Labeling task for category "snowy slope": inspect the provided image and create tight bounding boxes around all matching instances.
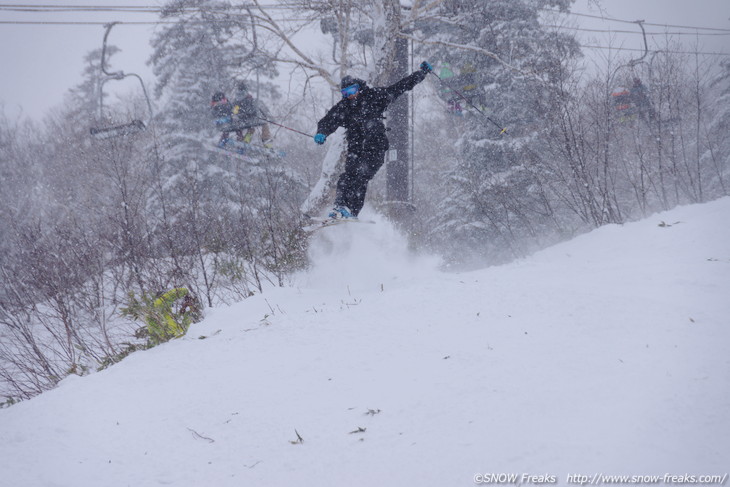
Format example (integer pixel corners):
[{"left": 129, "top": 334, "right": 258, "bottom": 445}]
[{"left": 1, "top": 199, "right": 729, "bottom": 487}]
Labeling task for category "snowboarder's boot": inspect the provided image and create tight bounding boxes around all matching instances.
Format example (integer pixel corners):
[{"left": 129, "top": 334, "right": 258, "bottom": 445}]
[{"left": 328, "top": 206, "right": 354, "bottom": 220}]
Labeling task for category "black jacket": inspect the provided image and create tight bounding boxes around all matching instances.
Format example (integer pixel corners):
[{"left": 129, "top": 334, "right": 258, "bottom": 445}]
[{"left": 317, "top": 70, "right": 427, "bottom": 153}]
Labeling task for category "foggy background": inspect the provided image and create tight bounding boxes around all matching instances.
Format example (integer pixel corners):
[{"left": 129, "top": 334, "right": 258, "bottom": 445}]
[{"left": 1, "top": 0, "right": 728, "bottom": 121}]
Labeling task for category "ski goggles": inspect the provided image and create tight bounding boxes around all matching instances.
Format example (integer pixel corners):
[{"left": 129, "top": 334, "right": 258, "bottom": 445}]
[{"left": 341, "top": 83, "right": 360, "bottom": 98}]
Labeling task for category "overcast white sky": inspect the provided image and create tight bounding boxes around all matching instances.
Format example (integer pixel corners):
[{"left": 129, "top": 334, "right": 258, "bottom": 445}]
[{"left": 0, "top": 0, "right": 728, "bottom": 122}]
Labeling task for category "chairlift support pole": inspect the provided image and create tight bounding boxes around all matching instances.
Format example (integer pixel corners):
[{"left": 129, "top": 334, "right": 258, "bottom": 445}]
[
  {"left": 610, "top": 20, "right": 649, "bottom": 84},
  {"left": 628, "top": 20, "right": 648, "bottom": 68},
  {"left": 386, "top": 35, "right": 412, "bottom": 221}
]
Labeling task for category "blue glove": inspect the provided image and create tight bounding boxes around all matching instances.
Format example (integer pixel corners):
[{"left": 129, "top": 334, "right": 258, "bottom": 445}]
[
  {"left": 314, "top": 133, "right": 326, "bottom": 145},
  {"left": 420, "top": 61, "right": 433, "bottom": 73}
]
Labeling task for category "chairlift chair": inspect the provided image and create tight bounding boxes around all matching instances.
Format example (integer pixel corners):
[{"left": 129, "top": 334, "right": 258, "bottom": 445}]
[
  {"left": 90, "top": 22, "right": 153, "bottom": 139},
  {"left": 608, "top": 21, "right": 655, "bottom": 121}
]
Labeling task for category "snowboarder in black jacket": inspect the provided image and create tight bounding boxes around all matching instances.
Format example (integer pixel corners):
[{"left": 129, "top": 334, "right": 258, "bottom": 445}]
[{"left": 313, "top": 61, "right": 433, "bottom": 219}]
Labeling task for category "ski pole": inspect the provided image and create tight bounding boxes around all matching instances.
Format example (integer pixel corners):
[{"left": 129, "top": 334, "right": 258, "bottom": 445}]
[
  {"left": 257, "top": 117, "right": 313, "bottom": 138},
  {"left": 428, "top": 71, "right": 508, "bottom": 136}
]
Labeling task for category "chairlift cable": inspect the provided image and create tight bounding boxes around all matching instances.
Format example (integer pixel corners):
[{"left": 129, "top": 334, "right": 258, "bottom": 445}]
[
  {"left": 539, "top": 8, "right": 730, "bottom": 33},
  {"left": 0, "top": 3, "right": 291, "bottom": 11},
  {"left": 5, "top": 3, "right": 730, "bottom": 33},
  {"left": 541, "top": 24, "right": 730, "bottom": 37},
  {"left": 0, "top": 18, "right": 317, "bottom": 25},
  {"left": 577, "top": 44, "right": 730, "bottom": 57}
]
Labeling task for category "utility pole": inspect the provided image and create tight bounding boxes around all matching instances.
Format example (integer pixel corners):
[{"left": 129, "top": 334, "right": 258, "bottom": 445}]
[{"left": 386, "top": 36, "right": 412, "bottom": 223}]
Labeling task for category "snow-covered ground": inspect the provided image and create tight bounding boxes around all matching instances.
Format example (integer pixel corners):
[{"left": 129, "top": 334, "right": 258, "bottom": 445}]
[{"left": 1, "top": 199, "right": 729, "bottom": 487}]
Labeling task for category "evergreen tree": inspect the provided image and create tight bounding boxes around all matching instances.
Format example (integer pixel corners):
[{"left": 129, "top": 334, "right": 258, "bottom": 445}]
[
  {"left": 149, "top": 0, "right": 268, "bottom": 226},
  {"left": 417, "top": 0, "right": 580, "bottom": 264},
  {"left": 148, "top": 0, "right": 306, "bottom": 291}
]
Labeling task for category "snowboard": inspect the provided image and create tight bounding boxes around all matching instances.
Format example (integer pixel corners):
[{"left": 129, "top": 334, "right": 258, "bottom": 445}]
[{"left": 302, "top": 216, "right": 375, "bottom": 233}]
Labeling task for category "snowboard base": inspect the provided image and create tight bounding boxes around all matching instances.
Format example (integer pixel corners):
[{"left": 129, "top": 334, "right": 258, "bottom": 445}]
[{"left": 302, "top": 216, "right": 375, "bottom": 233}]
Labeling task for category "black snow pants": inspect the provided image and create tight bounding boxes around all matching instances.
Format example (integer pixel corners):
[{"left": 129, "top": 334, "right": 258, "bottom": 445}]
[{"left": 334, "top": 149, "right": 386, "bottom": 217}]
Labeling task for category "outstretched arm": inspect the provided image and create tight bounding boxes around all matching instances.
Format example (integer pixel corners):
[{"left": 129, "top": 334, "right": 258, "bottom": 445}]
[
  {"left": 384, "top": 62, "right": 431, "bottom": 102},
  {"left": 314, "top": 102, "right": 346, "bottom": 144},
  {"left": 316, "top": 102, "right": 345, "bottom": 138}
]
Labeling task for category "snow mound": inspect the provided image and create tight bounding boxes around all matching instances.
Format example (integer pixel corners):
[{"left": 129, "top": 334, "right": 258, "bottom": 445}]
[
  {"left": 0, "top": 198, "right": 728, "bottom": 487},
  {"left": 300, "top": 209, "right": 441, "bottom": 292}
]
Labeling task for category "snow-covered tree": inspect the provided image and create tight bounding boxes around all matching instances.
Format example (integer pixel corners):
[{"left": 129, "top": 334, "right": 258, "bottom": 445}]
[
  {"left": 413, "top": 0, "right": 580, "bottom": 264},
  {"left": 700, "top": 58, "right": 730, "bottom": 198},
  {"left": 148, "top": 0, "right": 306, "bottom": 295}
]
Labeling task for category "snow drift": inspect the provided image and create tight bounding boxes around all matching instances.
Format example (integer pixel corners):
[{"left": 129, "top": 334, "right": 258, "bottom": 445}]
[{"left": 1, "top": 199, "right": 728, "bottom": 487}]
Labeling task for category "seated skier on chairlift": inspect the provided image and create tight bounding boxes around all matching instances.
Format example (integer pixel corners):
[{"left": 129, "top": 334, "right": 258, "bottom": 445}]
[
  {"left": 629, "top": 77, "right": 657, "bottom": 123},
  {"left": 211, "top": 81, "right": 272, "bottom": 148},
  {"left": 611, "top": 77, "right": 657, "bottom": 123},
  {"left": 438, "top": 62, "right": 484, "bottom": 116}
]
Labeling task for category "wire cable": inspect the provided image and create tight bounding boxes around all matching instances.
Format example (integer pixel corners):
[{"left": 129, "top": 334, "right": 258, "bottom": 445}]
[
  {"left": 5, "top": 3, "right": 730, "bottom": 33},
  {"left": 0, "top": 3, "right": 292, "bottom": 11},
  {"left": 542, "top": 24, "right": 730, "bottom": 37},
  {"left": 2, "top": 4, "right": 727, "bottom": 57},
  {"left": 539, "top": 7, "right": 730, "bottom": 33},
  {"left": 576, "top": 43, "right": 730, "bottom": 57}
]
